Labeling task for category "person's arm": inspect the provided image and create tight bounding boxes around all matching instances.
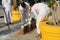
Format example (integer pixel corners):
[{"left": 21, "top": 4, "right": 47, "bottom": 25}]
[
  {"left": 22, "top": 13, "right": 27, "bottom": 19},
  {"left": 20, "top": 9, "right": 27, "bottom": 19},
  {"left": 19, "top": 5, "right": 27, "bottom": 19},
  {"left": 28, "top": 7, "right": 31, "bottom": 14},
  {"left": 31, "top": 8, "right": 38, "bottom": 19}
]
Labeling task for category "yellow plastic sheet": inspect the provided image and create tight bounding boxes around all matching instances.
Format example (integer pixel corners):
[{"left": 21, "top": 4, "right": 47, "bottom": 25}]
[
  {"left": 39, "top": 21, "right": 60, "bottom": 40},
  {"left": 12, "top": 10, "right": 21, "bottom": 23}
]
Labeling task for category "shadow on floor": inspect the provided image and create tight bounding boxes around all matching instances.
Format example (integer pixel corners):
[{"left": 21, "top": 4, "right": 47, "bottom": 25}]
[{"left": 0, "top": 25, "right": 21, "bottom": 36}]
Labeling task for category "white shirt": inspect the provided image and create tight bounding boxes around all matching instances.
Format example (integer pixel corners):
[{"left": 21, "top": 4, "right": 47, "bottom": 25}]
[
  {"left": 31, "top": 3, "right": 50, "bottom": 34},
  {"left": 56, "top": 1, "right": 60, "bottom": 7},
  {"left": 2, "top": 0, "right": 11, "bottom": 10},
  {"left": 31, "top": 3, "right": 50, "bottom": 19},
  {"left": 19, "top": 2, "right": 30, "bottom": 17}
]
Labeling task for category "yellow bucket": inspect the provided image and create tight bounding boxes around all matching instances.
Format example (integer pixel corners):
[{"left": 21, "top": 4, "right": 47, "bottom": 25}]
[
  {"left": 12, "top": 10, "right": 21, "bottom": 23},
  {"left": 39, "top": 21, "right": 60, "bottom": 40}
]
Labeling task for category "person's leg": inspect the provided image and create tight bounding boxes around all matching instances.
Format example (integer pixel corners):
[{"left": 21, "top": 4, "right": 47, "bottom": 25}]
[
  {"left": 36, "top": 15, "right": 42, "bottom": 38},
  {"left": 4, "top": 9, "right": 9, "bottom": 24},
  {"left": 36, "top": 13, "right": 46, "bottom": 38},
  {"left": 4, "top": 13, "right": 7, "bottom": 23},
  {"left": 7, "top": 10, "right": 10, "bottom": 23},
  {"left": 9, "top": 8, "right": 12, "bottom": 23},
  {"left": 36, "top": 8, "right": 50, "bottom": 38},
  {"left": 31, "top": 9, "right": 41, "bottom": 38}
]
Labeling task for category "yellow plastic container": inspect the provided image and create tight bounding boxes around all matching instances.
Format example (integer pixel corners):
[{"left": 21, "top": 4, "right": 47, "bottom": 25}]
[
  {"left": 39, "top": 21, "right": 60, "bottom": 40},
  {"left": 12, "top": 10, "right": 21, "bottom": 23}
]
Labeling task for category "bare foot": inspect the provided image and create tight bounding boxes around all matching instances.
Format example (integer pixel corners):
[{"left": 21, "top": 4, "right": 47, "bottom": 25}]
[
  {"left": 20, "top": 29, "right": 24, "bottom": 35},
  {"left": 36, "top": 34, "right": 42, "bottom": 39},
  {"left": 17, "top": 29, "right": 24, "bottom": 35}
]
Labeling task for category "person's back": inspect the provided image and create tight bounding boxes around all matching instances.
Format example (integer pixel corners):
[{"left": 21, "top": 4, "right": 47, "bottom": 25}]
[
  {"left": 32, "top": 3, "right": 49, "bottom": 12},
  {"left": 31, "top": 3, "right": 50, "bottom": 19}
]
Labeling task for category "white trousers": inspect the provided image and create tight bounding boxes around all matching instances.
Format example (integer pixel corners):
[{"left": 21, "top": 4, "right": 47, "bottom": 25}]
[
  {"left": 36, "top": 8, "right": 50, "bottom": 34},
  {"left": 4, "top": 8, "right": 12, "bottom": 23}
]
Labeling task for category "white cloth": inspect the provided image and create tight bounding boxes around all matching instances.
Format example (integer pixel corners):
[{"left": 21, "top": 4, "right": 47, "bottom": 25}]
[
  {"left": 19, "top": 2, "right": 30, "bottom": 24},
  {"left": 56, "top": 1, "right": 60, "bottom": 7},
  {"left": 31, "top": 3, "right": 50, "bottom": 34},
  {"left": 2, "top": 0, "right": 11, "bottom": 10},
  {"left": 2, "top": 0, "right": 12, "bottom": 23}
]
